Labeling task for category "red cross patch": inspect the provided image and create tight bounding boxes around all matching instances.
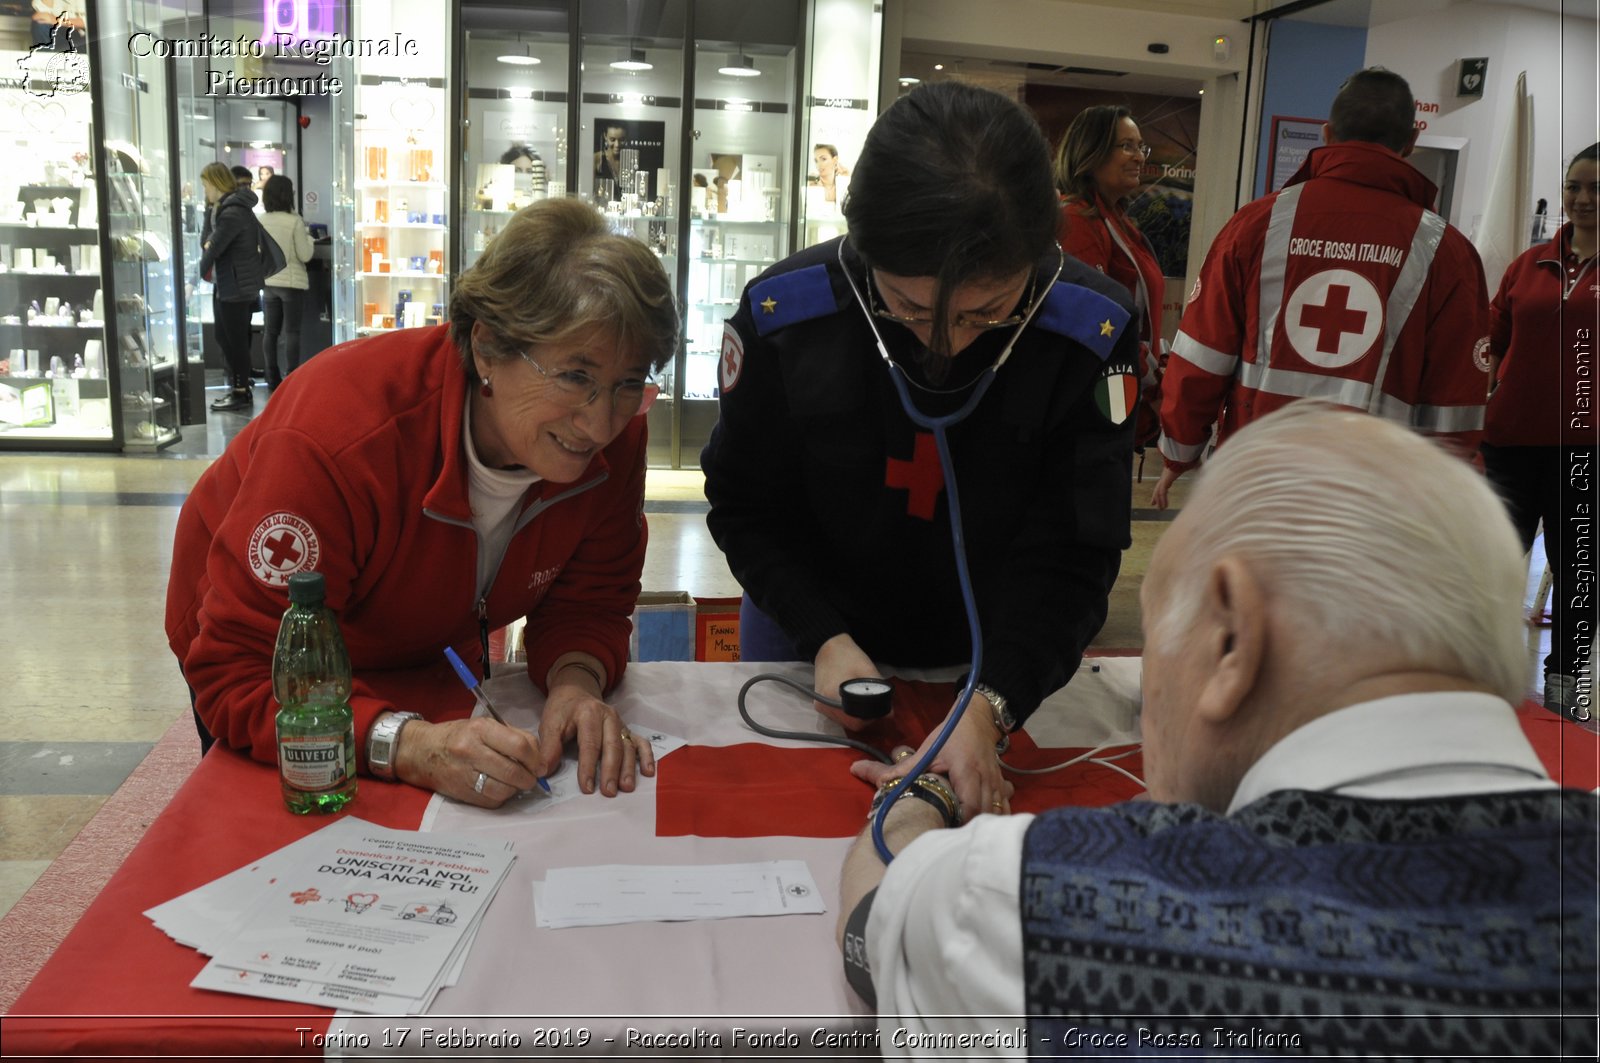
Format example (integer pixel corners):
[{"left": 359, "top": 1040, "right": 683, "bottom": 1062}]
[
  {"left": 719, "top": 322, "right": 744, "bottom": 394},
  {"left": 247, "top": 511, "right": 322, "bottom": 588},
  {"left": 885, "top": 432, "right": 945, "bottom": 520}
]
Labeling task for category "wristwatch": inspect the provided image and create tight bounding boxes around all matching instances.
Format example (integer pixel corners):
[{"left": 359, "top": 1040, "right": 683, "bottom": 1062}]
[
  {"left": 366, "top": 711, "right": 422, "bottom": 780},
  {"left": 974, "top": 683, "right": 1014, "bottom": 754}
]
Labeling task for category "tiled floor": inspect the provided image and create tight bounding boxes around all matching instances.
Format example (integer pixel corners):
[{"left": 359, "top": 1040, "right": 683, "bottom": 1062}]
[{"left": 0, "top": 377, "right": 1551, "bottom": 926}]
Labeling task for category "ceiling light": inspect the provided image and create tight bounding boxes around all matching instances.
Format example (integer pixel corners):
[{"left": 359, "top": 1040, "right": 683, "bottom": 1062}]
[
  {"left": 933, "top": 63, "right": 944, "bottom": 71},
  {"left": 611, "top": 46, "right": 652, "bottom": 72},
  {"left": 244, "top": 106, "right": 270, "bottom": 122},
  {"left": 1198, "top": 88, "right": 1205, "bottom": 94},
  {"left": 898, "top": 76, "right": 919, "bottom": 87},
  {"left": 718, "top": 53, "right": 759, "bottom": 78},
  {"left": 497, "top": 32, "right": 540, "bottom": 65}
]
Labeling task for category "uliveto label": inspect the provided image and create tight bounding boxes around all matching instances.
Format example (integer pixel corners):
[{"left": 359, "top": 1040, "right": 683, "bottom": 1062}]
[{"left": 280, "top": 736, "right": 345, "bottom": 790}]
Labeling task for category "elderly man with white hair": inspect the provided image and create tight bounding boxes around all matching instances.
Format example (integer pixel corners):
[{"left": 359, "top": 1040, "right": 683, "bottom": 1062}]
[{"left": 838, "top": 402, "right": 1596, "bottom": 1059}]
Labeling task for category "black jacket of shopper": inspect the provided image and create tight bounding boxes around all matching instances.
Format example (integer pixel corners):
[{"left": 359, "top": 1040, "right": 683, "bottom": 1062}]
[{"left": 199, "top": 187, "right": 265, "bottom": 302}]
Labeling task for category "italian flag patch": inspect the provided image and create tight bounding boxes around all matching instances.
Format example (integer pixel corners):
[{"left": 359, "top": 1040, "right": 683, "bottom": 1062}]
[{"left": 1095, "top": 369, "right": 1138, "bottom": 424}]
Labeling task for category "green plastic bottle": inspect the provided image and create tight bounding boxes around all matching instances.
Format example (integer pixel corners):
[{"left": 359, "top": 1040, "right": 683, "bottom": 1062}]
[{"left": 273, "top": 571, "right": 357, "bottom": 814}]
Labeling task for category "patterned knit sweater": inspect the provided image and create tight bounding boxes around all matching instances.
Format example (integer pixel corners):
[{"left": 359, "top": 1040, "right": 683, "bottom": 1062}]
[{"left": 1021, "top": 788, "right": 1596, "bottom": 1059}]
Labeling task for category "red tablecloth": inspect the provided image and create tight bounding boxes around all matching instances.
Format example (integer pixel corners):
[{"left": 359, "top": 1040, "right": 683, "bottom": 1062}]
[
  {"left": 657, "top": 677, "right": 1143, "bottom": 838},
  {"left": 5, "top": 678, "right": 1591, "bottom": 1059},
  {"left": 4, "top": 746, "right": 430, "bottom": 1058}
]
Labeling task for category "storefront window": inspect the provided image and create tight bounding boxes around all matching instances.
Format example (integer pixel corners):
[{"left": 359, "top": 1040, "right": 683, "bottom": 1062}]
[
  {"left": 338, "top": 0, "right": 452, "bottom": 343},
  {"left": 459, "top": 2, "right": 571, "bottom": 272}
]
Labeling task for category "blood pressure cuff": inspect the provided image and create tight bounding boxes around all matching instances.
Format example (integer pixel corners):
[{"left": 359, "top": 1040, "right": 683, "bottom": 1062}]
[{"left": 841, "top": 887, "right": 877, "bottom": 1006}]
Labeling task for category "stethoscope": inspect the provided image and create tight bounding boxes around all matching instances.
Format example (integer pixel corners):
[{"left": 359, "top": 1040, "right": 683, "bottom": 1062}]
[{"left": 835, "top": 240, "right": 1064, "bottom": 863}]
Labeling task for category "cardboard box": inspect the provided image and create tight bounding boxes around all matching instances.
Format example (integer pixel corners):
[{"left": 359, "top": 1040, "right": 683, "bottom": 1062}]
[
  {"left": 630, "top": 592, "right": 742, "bottom": 662},
  {"left": 631, "top": 591, "right": 694, "bottom": 661},
  {"left": 693, "top": 596, "right": 741, "bottom": 662}
]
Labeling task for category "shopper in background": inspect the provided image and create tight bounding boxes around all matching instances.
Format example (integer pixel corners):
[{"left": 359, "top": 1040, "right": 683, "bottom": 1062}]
[
  {"left": 230, "top": 164, "right": 253, "bottom": 190},
  {"left": 702, "top": 81, "right": 1139, "bottom": 821},
  {"left": 1480, "top": 142, "right": 1600, "bottom": 720},
  {"left": 258, "top": 174, "right": 315, "bottom": 393},
  {"left": 840, "top": 403, "right": 1592, "bottom": 1056},
  {"left": 197, "top": 161, "right": 265, "bottom": 413},
  {"left": 1054, "top": 105, "right": 1165, "bottom": 449},
  {"left": 1151, "top": 67, "right": 1491, "bottom": 508},
  {"left": 167, "top": 199, "right": 679, "bottom": 807}
]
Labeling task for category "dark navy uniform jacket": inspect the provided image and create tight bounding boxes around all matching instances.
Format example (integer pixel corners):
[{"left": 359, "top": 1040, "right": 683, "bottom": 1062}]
[{"left": 701, "top": 236, "right": 1138, "bottom": 724}]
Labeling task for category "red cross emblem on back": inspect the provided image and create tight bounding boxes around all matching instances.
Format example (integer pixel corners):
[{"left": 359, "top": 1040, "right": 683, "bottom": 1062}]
[
  {"left": 1300, "top": 284, "right": 1367, "bottom": 354},
  {"left": 885, "top": 432, "right": 944, "bottom": 520}
]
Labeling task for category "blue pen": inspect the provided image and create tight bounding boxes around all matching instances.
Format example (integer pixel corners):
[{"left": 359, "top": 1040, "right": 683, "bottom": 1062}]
[{"left": 443, "top": 646, "right": 552, "bottom": 793}]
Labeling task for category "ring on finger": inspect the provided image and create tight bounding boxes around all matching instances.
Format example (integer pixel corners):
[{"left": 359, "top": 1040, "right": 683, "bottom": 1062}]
[
  {"left": 473, "top": 771, "right": 487, "bottom": 794},
  {"left": 619, "top": 729, "right": 633, "bottom": 744}
]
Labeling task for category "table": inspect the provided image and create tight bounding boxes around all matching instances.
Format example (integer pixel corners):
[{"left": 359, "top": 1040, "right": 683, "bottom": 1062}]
[
  {"left": 8, "top": 660, "right": 1591, "bottom": 1058},
  {"left": 2, "top": 659, "right": 1146, "bottom": 1058}
]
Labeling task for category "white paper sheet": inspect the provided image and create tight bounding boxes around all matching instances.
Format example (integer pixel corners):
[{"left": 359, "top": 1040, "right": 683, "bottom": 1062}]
[{"left": 535, "top": 860, "right": 825, "bottom": 928}]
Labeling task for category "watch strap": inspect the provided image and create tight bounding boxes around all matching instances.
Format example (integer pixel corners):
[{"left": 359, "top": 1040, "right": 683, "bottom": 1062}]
[
  {"left": 367, "top": 711, "right": 421, "bottom": 780},
  {"left": 974, "top": 683, "right": 1013, "bottom": 754}
]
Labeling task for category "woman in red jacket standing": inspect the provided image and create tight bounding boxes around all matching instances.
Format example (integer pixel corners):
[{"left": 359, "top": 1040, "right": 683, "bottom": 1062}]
[
  {"left": 1053, "top": 105, "right": 1165, "bottom": 448},
  {"left": 1481, "top": 143, "right": 1599, "bottom": 721}
]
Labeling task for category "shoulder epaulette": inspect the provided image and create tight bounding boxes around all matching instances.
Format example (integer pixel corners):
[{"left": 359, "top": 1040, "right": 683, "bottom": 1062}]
[
  {"left": 747, "top": 264, "right": 842, "bottom": 337},
  {"left": 1033, "top": 282, "right": 1132, "bottom": 362}
]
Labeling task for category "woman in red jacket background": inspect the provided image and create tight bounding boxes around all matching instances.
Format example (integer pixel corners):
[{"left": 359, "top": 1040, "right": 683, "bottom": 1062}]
[
  {"left": 1053, "top": 105, "right": 1165, "bottom": 448},
  {"left": 1480, "top": 142, "right": 1599, "bottom": 720},
  {"left": 167, "top": 199, "right": 680, "bottom": 804}
]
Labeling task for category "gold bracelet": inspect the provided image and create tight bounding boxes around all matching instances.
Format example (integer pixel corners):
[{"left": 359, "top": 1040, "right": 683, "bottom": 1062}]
[
  {"left": 556, "top": 660, "right": 605, "bottom": 692},
  {"left": 909, "top": 773, "right": 962, "bottom": 826}
]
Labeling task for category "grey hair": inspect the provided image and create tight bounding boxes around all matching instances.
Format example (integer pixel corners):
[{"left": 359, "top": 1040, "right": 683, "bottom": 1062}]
[{"left": 1150, "top": 403, "right": 1528, "bottom": 704}]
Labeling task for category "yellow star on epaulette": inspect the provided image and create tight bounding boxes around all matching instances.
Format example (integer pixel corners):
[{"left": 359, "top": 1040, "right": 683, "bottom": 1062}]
[
  {"left": 1100, "top": 319, "right": 1115, "bottom": 337},
  {"left": 760, "top": 296, "right": 778, "bottom": 314}
]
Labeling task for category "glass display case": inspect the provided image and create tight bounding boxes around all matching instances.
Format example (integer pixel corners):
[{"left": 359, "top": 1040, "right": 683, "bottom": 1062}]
[
  {"left": 0, "top": 0, "right": 179, "bottom": 450},
  {"left": 798, "top": 0, "right": 880, "bottom": 250},
  {"left": 459, "top": 3, "right": 572, "bottom": 273},
  {"left": 96, "top": 0, "right": 182, "bottom": 449},
  {"left": 578, "top": 0, "right": 688, "bottom": 467},
  {"left": 0, "top": 42, "right": 109, "bottom": 445},
  {"left": 173, "top": 92, "right": 213, "bottom": 424},
  {"left": 681, "top": 27, "right": 797, "bottom": 459},
  {"left": 341, "top": 0, "right": 452, "bottom": 342}
]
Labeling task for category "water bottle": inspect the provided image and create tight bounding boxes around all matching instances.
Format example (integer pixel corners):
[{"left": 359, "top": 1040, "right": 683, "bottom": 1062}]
[{"left": 273, "top": 571, "right": 357, "bottom": 814}]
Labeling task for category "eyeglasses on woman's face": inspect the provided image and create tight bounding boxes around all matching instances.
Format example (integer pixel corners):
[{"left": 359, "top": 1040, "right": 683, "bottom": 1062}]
[
  {"left": 1114, "top": 139, "right": 1153, "bottom": 159},
  {"left": 518, "top": 350, "right": 660, "bottom": 417},
  {"left": 866, "top": 273, "right": 1036, "bottom": 332}
]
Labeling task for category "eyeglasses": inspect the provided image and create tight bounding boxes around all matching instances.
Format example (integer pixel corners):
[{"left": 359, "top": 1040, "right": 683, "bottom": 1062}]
[
  {"left": 1115, "top": 140, "right": 1153, "bottom": 159},
  {"left": 866, "top": 273, "right": 1036, "bottom": 332},
  {"left": 518, "top": 350, "right": 660, "bottom": 416}
]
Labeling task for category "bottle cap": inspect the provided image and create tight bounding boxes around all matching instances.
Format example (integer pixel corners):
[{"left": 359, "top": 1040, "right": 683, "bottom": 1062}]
[{"left": 286, "top": 571, "right": 326, "bottom": 605}]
